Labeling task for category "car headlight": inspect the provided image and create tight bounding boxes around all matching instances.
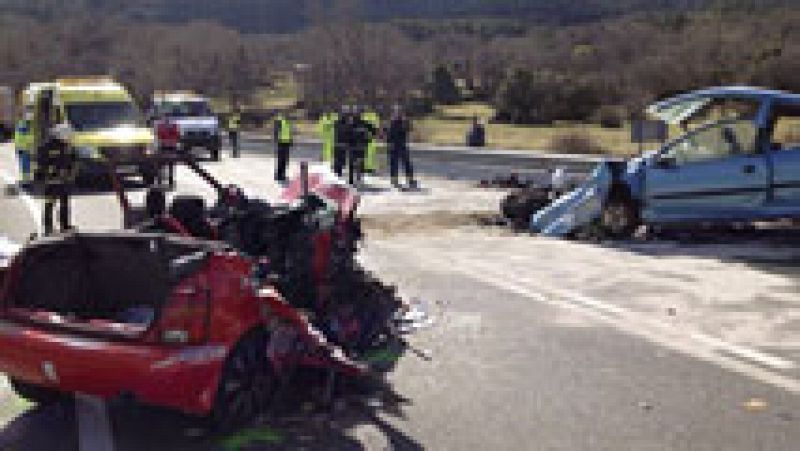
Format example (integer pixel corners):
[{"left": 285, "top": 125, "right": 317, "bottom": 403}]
[{"left": 75, "top": 146, "right": 99, "bottom": 159}]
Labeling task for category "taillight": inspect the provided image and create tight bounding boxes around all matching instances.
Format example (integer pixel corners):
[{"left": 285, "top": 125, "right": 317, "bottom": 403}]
[{"left": 158, "top": 280, "right": 210, "bottom": 345}]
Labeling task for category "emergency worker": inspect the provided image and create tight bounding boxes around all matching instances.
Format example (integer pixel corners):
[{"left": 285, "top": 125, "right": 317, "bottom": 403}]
[
  {"left": 273, "top": 114, "right": 293, "bottom": 182},
  {"left": 319, "top": 111, "right": 338, "bottom": 164},
  {"left": 333, "top": 106, "right": 353, "bottom": 178},
  {"left": 362, "top": 108, "right": 381, "bottom": 173},
  {"left": 348, "top": 107, "right": 377, "bottom": 186},
  {"left": 386, "top": 105, "right": 417, "bottom": 188},
  {"left": 35, "top": 91, "right": 77, "bottom": 235},
  {"left": 227, "top": 108, "right": 242, "bottom": 158},
  {"left": 14, "top": 116, "right": 33, "bottom": 182}
]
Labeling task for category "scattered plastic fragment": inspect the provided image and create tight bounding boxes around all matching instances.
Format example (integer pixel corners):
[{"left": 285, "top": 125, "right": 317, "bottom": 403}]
[
  {"left": 743, "top": 398, "right": 768, "bottom": 412},
  {"left": 220, "top": 425, "right": 284, "bottom": 451}
]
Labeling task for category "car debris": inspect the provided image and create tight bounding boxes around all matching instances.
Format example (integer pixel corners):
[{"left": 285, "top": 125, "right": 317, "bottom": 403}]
[
  {"left": 530, "top": 87, "right": 800, "bottom": 239},
  {"left": 484, "top": 168, "right": 581, "bottom": 229}
]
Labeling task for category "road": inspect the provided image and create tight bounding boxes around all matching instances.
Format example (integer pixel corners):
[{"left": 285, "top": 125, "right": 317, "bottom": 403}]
[{"left": 1, "top": 143, "right": 800, "bottom": 450}]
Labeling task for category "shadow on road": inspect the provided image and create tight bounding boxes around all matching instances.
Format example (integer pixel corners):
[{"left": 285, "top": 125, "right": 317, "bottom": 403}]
[
  {"left": 602, "top": 225, "right": 800, "bottom": 278},
  {"left": 0, "top": 373, "right": 420, "bottom": 451},
  {"left": 0, "top": 341, "right": 420, "bottom": 451}
]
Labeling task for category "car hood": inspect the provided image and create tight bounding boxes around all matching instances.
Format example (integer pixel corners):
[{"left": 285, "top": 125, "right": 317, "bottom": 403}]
[
  {"left": 530, "top": 162, "right": 614, "bottom": 237},
  {"left": 171, "top": 117, "right": 219, "bottom": 131},
  {"left": 71, "top": 126, "right": 154, "bottom": 147}
]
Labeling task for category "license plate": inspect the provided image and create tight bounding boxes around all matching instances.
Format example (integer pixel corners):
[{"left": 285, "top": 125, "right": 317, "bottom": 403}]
[{"left": 116, "top": 165, "right": 138, "bottom": 174}]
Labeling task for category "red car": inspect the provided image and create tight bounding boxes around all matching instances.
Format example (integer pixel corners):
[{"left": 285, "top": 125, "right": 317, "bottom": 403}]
[{"left": 0, "top": 172, "right": 375, "bottom": 430}]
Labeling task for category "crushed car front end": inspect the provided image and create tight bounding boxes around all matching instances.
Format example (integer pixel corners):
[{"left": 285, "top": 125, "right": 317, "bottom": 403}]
[{"left": 530, "top": 155, "right": 650, "bottom": 237}]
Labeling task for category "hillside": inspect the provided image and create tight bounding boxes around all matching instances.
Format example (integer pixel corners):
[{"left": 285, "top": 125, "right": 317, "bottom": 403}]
[{"left": 0, "top": 0, "right": 793, "bottom": 33}]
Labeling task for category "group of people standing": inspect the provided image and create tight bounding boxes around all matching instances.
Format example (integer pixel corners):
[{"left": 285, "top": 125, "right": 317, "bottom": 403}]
[
  {"left": 228, "top": 105, "right": 416, "bottom": 187},
  {"left": 319, "top": 105, "right": 416, "bottom": 188}
]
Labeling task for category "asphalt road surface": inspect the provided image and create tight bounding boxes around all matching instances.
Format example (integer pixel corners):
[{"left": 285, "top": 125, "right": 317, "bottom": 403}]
[{"left": 1, "top": 143, "right": 800, "bottom": 450}]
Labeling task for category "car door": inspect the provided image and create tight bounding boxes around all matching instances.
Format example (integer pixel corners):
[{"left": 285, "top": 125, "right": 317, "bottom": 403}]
[
  {"left": 643, "top": 119, "right": 768, "bottom": 223},
  {"left": 765, "top": 106, "right": 800, "bottom": 210}
]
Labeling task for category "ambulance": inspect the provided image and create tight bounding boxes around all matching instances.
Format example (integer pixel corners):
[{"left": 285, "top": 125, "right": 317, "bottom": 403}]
[{"left": 16, "top": 77, "right": 157, "bottom": 184}]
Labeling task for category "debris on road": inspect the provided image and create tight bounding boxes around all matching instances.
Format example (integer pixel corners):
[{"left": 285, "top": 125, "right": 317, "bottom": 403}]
[
  {"left": 743, "top": 398, "right": 769, "bottom": 412},
  {"left": 637, "top": 401, "right": 655, "bottom": 412},
  {"left": 500, "top": 187, "right": 554, "bottom": 229}
]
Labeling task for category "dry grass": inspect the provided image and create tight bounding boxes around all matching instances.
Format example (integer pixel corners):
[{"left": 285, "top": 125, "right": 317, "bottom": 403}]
[
  {"left": 245, "top": 98, "right": 644, "bottom": 156},
  {"left": 434, "top": 102, "right": 496, "bottom": 120},
  {"left": 412, "top": 117, "right": 640, "bottom": 156}
]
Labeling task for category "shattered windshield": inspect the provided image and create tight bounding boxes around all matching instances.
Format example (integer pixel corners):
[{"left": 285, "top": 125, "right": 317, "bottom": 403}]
[{"left": 158, "top": 101, "right": 213, "bottom": 118}]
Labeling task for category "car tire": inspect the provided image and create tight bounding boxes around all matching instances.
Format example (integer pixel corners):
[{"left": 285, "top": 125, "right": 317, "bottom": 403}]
[
  {"left": 9, "top": 378, "right": 64, "bottom": 405},
  {"left": 599, "top": 192, "right": 640, "bottom": 239},
  {"left": 209, "top": 329, "right": 277, "bottom": 433}
]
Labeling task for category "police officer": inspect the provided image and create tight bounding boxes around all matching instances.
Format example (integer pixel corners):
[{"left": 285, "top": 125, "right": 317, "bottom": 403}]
[
  {"left": 227, "top": 107, "right": 242, "bottom": 158},
  {"left": 273, "top": 113, "right": 293, "bottom": 182},
  {"left": 348, "top": 106, "right": 377, "bottom": 186},
  {"left": 333, "top": 106, "right": 352, "bottom": 178},
  {"left": 362, "top": 108, "right": 381, "bottom": 174},
  {"left": 35, "top": 91, "right": 76, "bottom": 235},
  {"left": 386, "top": 105, "right": 417, "bottom": 188}
]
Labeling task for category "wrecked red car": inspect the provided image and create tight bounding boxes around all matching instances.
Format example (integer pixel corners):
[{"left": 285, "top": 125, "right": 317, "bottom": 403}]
[{"left": 0, "top": 163, "right": 402, "bottom": 430}]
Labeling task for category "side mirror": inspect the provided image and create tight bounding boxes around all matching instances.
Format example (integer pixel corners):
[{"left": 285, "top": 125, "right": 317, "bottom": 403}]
[{"left": 655, "top": 154, "right": 676, "bottom": 168}]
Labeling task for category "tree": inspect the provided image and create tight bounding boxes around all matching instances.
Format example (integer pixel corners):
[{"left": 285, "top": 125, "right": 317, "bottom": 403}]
[{"left": 430, "top": 66, "right": 460, "bottom": 105}]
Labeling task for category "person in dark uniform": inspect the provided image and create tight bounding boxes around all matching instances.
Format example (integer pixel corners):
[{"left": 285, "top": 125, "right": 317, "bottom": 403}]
[
  {"left": 386, "top": 105, "right": 417, "bottom": 188},
  {"left": 347, "top": 107, "right": 377, "bottom": 186},
  {"left": 333, "top": 106, "right": 353, "bottom": 178},
  {"left": 34, "top": 90, "right": 76, "bottom": 235},
  {"left": 38, "top": 124, "right": 77, "bottom": 235},
  {"left": 273, "top": 114, "right": 293, "bottom": 182}
]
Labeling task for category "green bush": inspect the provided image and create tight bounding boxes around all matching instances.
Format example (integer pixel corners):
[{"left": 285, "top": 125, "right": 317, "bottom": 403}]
[{"left": 548, "top": 132, "right": 608, "bottom": 155}]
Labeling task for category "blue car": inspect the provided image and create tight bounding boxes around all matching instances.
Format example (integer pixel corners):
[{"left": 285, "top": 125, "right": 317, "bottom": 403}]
[{"left": 532, "top": 87, "right": 800, "bottom": 238}]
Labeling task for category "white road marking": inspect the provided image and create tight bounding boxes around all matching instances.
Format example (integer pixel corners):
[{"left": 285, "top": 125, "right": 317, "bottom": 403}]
[
  {"left": 489, "top": 251, "right": 798, "bottom": 371},
  {"left": 374, "top": 241, "right": 800, "bottom": 394},
  {"left": 75, "top": 394, "right": 116, "bottom": 451},
  {"left": 0, "top": 170, "right": 43, "bottom": 234}
]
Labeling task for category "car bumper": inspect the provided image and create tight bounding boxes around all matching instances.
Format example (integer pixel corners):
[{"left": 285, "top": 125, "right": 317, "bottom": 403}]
[{"left": 0, "top": 320, "right": 225, "bottom": 415}]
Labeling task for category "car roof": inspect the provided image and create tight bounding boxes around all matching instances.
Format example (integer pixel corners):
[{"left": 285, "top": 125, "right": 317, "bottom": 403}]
[
  {"left": 648, "top": 86, "right": 800, "bottom": 123},
  {"left": 654, "top": 86, "right": 800, "bottom": 108}
]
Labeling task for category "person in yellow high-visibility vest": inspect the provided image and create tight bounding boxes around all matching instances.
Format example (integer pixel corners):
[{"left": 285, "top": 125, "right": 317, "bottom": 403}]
[
  {"left": 14, "top": 117, "right": 34, "bottom": 182},
  {"left": 319, "top": 111, "right": 338, "bottom": 165},
  {"left": 227, "top": 108, "right": 242, "bottom": 158},
  {"left": 273, "top": 114, "right": 293, "bottom": 182},
  {"left": 362, "top": 109, "right": 381, "bottom": 173}
]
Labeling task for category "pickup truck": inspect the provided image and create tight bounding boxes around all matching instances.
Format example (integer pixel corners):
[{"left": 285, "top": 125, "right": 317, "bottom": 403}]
[{"left": 531, "top": 87, "right": 800, "bottom": 238}]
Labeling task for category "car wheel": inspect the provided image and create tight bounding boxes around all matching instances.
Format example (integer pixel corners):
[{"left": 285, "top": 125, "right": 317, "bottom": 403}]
[
  {"left": 209, "top": 330, "right": 277, "bottom": 432},
  {"left": 600, "top": 195, "right": 639, "bottom": 239},
  {"left": 10, "top": 378, "right": 64, "bottom": 405}
]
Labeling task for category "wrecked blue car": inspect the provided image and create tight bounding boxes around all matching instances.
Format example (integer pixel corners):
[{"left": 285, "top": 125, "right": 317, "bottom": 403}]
[{"left": 532, "top": 87, "right": 800, "bottom": 238}]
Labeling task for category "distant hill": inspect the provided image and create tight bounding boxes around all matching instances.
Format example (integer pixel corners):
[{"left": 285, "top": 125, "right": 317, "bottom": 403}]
[{"left": 0, "top": 0, "right": 794, "bottom": 33}]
